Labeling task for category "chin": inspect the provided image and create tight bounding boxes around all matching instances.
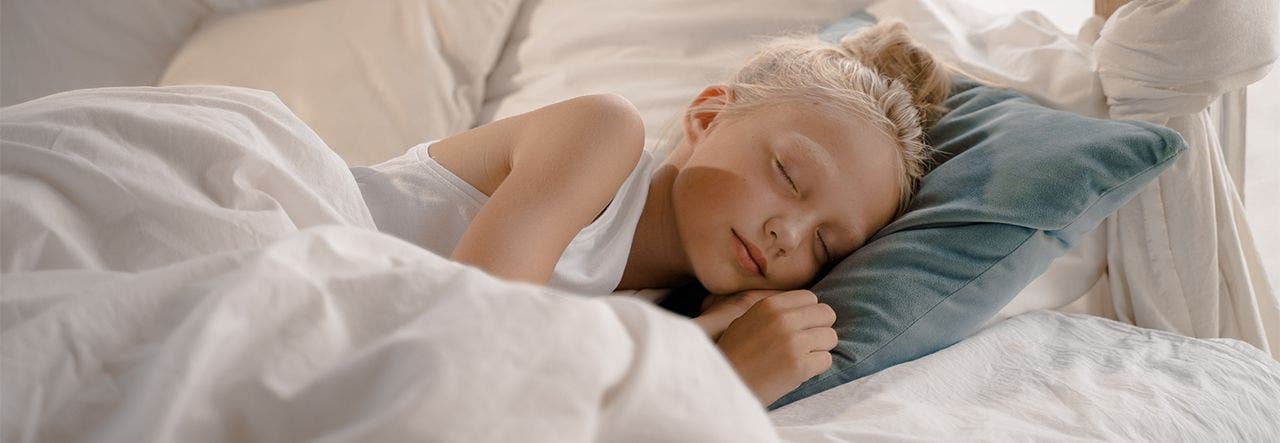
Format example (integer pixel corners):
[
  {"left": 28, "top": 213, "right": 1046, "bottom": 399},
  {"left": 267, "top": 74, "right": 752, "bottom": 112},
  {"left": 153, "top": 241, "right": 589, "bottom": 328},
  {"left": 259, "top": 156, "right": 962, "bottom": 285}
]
[
  {"left": 692, "top": 263, "right": 745, "bottom": 295},
  {"left": 694, "top": 274, "right": 734, "bottom": 295},
  {"left": 701, "top": 281, "right": 737, "bottom": 296}
]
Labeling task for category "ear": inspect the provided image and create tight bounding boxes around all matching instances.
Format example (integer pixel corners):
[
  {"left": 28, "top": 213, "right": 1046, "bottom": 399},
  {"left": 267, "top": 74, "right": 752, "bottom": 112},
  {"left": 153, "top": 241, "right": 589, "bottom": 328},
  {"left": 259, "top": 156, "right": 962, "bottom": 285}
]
[{"left": 682, "top": 85, "right": 733, "bottom": 146}]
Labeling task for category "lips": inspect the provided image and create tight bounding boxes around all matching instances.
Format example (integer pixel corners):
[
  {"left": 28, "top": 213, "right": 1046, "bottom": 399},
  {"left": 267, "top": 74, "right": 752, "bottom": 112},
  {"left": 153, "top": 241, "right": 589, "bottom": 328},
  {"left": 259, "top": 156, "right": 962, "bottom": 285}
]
[{"left": 732, "top": 229, "right": 768, "bottom": 277}]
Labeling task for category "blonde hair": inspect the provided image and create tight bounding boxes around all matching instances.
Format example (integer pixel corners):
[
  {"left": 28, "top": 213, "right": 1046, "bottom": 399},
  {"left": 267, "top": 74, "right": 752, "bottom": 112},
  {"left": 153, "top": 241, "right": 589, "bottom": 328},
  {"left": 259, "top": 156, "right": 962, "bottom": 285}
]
[{"left": 691, "top": 21, "right": 951, "bottom": 216}]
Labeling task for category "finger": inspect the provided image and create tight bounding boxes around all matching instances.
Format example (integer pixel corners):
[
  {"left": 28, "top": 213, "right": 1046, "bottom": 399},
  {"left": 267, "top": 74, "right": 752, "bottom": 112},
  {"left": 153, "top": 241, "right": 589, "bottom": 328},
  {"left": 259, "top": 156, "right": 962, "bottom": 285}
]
[
  {"left": 736, "top": 289, "right": 779, "bottom": 306},
  {"left": 724, "top": 290, "right": 779, "bottom": 313},
  {"left": 783, "top": 302, "right": 836, "bottom": 330},
  {"left": 755, "top": 289, "right": 818, "bottom": 312},
  {"left": 799, "top": 326, "right": 839, "bottom": 352},
  {"left": 803, "top": 351, "right": 834, "bottom": 378}
]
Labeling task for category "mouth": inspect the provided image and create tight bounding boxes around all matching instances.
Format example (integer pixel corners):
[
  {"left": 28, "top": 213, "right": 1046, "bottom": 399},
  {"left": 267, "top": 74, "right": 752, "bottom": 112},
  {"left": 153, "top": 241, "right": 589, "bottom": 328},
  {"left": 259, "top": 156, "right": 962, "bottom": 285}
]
[{"left": 731, "top": 229, "right": 768, "bottom": 277}]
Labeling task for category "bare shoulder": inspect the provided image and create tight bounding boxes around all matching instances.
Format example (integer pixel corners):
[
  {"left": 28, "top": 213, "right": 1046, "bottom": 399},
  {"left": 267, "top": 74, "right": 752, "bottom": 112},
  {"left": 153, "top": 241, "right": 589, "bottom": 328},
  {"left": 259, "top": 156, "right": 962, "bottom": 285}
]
[
  {"left": 441, "top": 94, "right": 648, "bottom": 284},
  {"left": 429, "top": 93, "right": 644, "bottom": 196},
  {"left": 515, "top": 93, "right": 645, "bottom": 171}
]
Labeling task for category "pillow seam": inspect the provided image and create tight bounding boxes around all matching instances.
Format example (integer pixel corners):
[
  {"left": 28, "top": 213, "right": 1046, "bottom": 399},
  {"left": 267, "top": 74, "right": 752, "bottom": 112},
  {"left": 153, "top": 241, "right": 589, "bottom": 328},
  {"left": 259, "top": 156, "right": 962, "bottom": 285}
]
[
  {"left": 807, "top": 230, "right": 1040, "bottom": 388},
  {"left": 1047, "top": 126, "right": 1179, "bottom": 235}
]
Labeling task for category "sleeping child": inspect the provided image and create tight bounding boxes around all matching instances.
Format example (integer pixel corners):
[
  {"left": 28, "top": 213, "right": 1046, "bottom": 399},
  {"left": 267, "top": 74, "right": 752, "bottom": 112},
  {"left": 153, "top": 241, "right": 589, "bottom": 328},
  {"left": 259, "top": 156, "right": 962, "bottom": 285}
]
[{"left": 350, "top": 21, "right": 951, "bottom": 405}]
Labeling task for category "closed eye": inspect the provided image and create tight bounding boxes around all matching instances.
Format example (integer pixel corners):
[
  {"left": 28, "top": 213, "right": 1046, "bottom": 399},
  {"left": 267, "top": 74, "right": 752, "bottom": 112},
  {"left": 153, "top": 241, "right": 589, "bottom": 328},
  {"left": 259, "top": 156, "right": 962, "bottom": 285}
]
[
  {"left": 775, "top": 158, "right": 798, "bottom": 194},
  {"left": 817, "top": 231, "right": 830, "bottom": 262}
]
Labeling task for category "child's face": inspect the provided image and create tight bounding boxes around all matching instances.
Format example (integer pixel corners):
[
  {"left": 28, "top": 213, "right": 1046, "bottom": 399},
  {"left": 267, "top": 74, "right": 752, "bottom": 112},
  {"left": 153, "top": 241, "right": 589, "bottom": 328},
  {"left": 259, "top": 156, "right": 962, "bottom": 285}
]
[{"left": 672, "top": 96, "right": 901, "bottom": 294}]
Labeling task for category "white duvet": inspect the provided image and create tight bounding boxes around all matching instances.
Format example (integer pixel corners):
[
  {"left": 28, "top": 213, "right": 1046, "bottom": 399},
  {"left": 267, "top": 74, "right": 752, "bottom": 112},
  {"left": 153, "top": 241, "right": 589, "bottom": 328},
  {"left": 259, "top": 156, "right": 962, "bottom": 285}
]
[
  {"left": 0, "top": 87, "right": 775, "bottom": 442},
  {"left": 3, "top": 87, "right": 1278, "bottom": 442}
]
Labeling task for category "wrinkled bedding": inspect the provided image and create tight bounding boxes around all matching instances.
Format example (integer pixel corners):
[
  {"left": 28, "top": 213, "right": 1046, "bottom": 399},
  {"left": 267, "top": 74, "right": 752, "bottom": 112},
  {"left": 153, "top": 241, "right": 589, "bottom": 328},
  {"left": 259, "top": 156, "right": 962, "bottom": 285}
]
[
  {"left": 0, "top": 87, "right": 775, "bottom": 442},
  {"left": 2, "top": 86, "right": 1277, "bottom": 442},
  {"left": 773, "top": 311, "right": 1280, "bottom": 441}
]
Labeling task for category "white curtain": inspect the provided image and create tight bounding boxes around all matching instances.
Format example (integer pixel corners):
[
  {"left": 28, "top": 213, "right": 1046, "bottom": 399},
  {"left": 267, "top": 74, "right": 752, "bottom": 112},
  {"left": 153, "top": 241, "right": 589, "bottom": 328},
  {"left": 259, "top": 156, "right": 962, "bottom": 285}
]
[
  {"left": 1089, "top": 0, "right": 1280, "bottom": 358},
  {"left": 869, "top": 0, "right": 1280, "bottom": 358}
]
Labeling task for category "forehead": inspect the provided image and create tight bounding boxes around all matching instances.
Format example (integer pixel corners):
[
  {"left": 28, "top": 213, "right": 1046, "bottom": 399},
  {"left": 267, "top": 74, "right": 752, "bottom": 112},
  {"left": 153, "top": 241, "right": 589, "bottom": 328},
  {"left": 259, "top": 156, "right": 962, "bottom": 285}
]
[{"left": 742, "top": 102, "right": 903, "bottom": 241}]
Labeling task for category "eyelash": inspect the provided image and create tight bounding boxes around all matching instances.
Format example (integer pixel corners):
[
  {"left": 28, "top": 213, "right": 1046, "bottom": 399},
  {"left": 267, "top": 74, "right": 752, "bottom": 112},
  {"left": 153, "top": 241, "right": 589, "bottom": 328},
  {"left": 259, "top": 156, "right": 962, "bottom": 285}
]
[
  {"left": 776, "top": 158, "right": 830, "bottom": 260},
  {"left": 817, "top": 231, "right": 830, "bottom": 261},
  {"left": 775, "top": 159, "right": 798, "bottom": 194}
]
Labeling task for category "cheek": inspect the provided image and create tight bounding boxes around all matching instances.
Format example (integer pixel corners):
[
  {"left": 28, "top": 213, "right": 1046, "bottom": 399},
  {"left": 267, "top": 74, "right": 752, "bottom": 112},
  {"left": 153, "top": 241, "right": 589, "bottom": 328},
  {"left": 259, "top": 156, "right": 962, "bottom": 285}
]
[
  {"left": 671, "top": 163, "right": 767, "bottom": 238},
  {"left": 671, "top": 167, "right": 748, "bottom": 288},
  {"left": 672, "top": 167, "right": 735, "bottom": 253}
]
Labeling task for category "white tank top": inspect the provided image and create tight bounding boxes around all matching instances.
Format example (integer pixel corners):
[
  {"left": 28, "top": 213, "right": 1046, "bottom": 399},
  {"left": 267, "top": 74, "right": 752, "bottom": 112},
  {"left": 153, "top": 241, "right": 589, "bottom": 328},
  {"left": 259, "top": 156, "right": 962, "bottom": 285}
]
[{"left": 350, "top": 141, "right": 655, "bottom": 295}]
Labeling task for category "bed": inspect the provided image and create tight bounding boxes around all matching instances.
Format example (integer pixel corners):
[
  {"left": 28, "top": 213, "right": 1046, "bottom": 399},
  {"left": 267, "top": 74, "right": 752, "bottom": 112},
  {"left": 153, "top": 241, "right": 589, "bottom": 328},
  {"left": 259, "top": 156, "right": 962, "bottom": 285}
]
[{"left": 2, "top": 0, "right": 1278, "bottom": 441}]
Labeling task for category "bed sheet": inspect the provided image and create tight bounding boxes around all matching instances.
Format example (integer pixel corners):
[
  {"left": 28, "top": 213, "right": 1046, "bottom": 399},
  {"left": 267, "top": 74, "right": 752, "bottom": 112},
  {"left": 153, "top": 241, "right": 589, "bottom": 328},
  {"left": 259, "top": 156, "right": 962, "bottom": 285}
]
[{"left": 772, "top": 311, "right": 1280, "bottom": 441}]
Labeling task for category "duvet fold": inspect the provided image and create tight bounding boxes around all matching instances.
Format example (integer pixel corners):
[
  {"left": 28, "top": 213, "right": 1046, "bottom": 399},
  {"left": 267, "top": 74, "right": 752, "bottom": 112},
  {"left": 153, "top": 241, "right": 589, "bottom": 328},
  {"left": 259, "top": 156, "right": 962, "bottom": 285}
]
[{"left": 0, "top": 87, "right": 775, "bottom": 442}]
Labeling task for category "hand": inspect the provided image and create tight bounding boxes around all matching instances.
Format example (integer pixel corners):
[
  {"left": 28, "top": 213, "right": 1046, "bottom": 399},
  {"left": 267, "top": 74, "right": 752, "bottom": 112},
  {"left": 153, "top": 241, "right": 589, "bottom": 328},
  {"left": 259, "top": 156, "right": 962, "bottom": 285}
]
[
  {"left": 714, "top": 290, "right": 838, "bottom": 406},
  {"left": 693, "top": 290, "right": 778, "bottom": 340}
]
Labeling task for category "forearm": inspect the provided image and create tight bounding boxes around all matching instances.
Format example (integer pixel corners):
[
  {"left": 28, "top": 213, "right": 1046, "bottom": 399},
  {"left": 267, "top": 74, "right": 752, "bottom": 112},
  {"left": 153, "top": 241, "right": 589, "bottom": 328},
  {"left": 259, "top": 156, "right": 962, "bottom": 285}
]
[{"left": 448, "top": 164, "right": 589, "bottom": 284}]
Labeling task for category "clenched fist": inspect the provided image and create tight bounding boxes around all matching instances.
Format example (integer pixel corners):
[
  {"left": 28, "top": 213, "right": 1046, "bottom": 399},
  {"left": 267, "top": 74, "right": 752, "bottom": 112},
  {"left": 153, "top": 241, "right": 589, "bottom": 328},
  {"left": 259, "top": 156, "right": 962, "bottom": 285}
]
[{"left": 714, "top": 290, "right": 837, "bottom": 405}]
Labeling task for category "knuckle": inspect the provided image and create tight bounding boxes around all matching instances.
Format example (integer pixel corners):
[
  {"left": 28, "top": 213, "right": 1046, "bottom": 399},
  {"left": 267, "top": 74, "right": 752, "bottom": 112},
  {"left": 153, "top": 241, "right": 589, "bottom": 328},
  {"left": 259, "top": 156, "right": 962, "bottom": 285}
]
[
  {"left": 791, "top": 289, "right": 818, "bottom": 305},
  {"left": 823, "top": 328, "right": 839, "bottom": 349},
  {"left": 784, "top": 333, "right": 807, "bottom": 353},
  {"left": 766, "top": 317, "right": 789, "bottom": 336},
  {"left": 759, "top": 296, "right": 784, "bottom": 311},
  {"left": 819, "top": 303, "right": 837, "bottom": 324},
  {"left": 776, "top": 311, "right": 801, "bottom": 331}
]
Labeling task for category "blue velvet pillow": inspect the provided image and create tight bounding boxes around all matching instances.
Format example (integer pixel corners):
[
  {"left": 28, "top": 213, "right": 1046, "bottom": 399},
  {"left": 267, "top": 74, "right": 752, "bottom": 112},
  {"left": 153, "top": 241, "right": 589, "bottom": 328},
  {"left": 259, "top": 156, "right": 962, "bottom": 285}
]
[{"left": 771, "top": 16, "right": 1187, "bottom": 408}]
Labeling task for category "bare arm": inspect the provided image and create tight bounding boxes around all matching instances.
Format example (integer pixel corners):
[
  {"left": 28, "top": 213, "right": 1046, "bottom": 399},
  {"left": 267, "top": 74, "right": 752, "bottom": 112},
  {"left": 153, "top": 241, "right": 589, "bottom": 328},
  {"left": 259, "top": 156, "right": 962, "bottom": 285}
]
[{"left": 430, "top": 94, "right": 645, "bottom": 284}]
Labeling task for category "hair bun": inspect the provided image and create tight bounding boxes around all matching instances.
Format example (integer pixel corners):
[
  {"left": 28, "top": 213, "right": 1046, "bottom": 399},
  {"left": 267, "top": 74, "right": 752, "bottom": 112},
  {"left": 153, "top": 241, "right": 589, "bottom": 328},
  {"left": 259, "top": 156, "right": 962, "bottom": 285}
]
[{"left": 840, "top": 21, "right": 951, "bottom": 128}]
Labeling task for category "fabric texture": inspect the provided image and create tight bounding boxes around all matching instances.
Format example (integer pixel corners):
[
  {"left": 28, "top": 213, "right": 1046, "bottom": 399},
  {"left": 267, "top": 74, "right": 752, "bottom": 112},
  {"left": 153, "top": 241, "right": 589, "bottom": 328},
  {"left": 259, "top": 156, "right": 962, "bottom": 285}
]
[
  {"left": 478, "top": 0, "right": 875, "bottom": 157},
  {"left": 0, "top": 86, "right": 777, "bottom": 442},
  {"left": 1087, "top": 0, "right": 1280, "bottom": 359},
  {"left": 160, "top": 0, "right": 523, "bottom": 166},
  {"left": 773, "top": 74, "right": 1188, "bottom": 408},
  {"left": 862, "top": 0, "right": 1280, "bottom": 365},
  {"left": 0, "top": 0, "right": 298, "bottom": 106},
  {"left": 351, "top": 142, "right": 657, "bottom": 295},
  {"left": 858, "top": 1, "right": 1121, "bottom": 326},
  {"left": 772, "top": 310, "right": 1280, "bottom": 441},
  {"left": 0, "top": 85, "right": 373, "bottom": 273}
]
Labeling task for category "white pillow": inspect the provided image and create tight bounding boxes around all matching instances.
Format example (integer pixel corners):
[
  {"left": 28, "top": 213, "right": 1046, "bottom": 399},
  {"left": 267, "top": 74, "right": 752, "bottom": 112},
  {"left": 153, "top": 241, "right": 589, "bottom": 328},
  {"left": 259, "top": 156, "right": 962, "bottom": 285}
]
[
  {"left": 160, "top": 0, "right": 522, "bottom": 166},
  {"left": 867, "top": 0, "right": 1108, "bottom": 118},
  {"left": 0, "top": 0, "right": 296, "bottom": 106},
  {"left": 479, "top": 0, "right": 876, "bottom": 155}
]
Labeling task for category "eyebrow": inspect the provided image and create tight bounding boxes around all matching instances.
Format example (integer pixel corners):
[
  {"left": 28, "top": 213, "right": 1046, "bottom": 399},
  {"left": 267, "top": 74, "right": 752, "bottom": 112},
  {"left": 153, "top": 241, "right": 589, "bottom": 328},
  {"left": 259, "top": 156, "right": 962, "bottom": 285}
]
[{"left": 792, "top": 136, "right": 837, "bottom": 182}]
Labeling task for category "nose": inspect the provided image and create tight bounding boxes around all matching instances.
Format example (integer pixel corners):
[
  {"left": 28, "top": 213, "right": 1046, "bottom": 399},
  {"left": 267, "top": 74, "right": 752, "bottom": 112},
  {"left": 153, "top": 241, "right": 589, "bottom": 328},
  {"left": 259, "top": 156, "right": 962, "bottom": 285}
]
[{"left": 764, "top": 213, "right": 808, "bottom": 257}]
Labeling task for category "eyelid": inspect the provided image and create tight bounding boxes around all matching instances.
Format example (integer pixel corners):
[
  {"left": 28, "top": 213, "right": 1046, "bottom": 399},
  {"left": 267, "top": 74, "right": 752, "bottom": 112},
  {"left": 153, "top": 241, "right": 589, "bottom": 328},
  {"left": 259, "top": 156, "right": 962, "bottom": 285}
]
[
  {"left": 774, "top": 158, "right": 799, "bottom": 194},
  {"left": 817, "top": 230, "right": 830, "bottom": 261}
]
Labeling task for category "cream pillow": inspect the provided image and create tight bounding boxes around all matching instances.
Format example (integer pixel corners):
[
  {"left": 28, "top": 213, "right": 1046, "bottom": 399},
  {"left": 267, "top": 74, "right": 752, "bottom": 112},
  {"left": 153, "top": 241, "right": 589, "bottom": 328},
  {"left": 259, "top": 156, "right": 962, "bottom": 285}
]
[
  {"left": 0, "top": 0, "right": 296, "bottom": 106},
  {"left": 479, "top": 0, "right": 876, "bottom": 155},
  {"left": 161, "top": 0, "right": 522, "bottom": 166}
]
